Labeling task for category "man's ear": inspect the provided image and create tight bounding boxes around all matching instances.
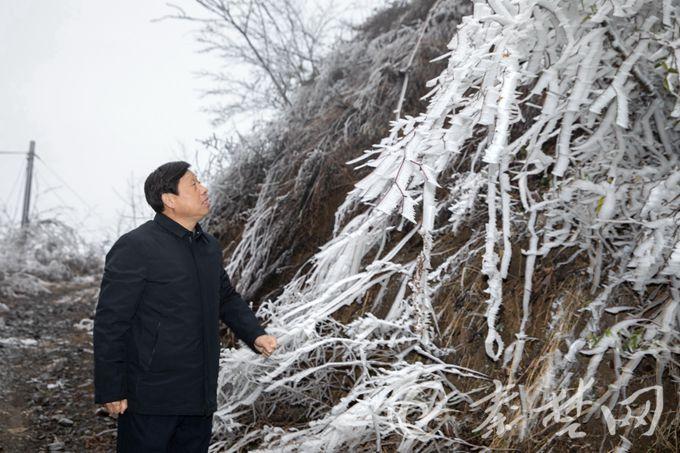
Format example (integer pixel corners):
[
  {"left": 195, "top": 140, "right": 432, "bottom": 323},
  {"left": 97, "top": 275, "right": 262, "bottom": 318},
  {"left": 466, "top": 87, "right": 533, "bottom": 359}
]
[{"left": 161, "top": 193, "right": 174, "bottom": 210}]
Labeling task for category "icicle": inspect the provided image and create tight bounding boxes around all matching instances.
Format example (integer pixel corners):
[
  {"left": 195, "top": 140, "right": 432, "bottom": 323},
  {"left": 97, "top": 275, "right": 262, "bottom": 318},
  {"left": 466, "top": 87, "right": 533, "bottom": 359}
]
[
  {"left": 482, "top": 163, "right": 504, "bottom": 361},
  {"left": 508, "top": 205, "right": 539, "bottom": 381},
  {"left": 553, "top": 30, "right": 604, "bottom": 177}
]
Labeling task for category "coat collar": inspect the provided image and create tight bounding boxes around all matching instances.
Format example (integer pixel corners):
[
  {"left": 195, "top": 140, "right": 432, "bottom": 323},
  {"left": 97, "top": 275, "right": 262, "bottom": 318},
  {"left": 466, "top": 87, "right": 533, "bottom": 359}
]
[{"left": 154, "top": 212, "right": 207, "bottom": 243}]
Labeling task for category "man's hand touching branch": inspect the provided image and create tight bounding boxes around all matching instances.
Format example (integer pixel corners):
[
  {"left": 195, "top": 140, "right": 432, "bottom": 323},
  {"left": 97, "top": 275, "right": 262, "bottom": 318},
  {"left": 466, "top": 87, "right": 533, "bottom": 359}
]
[{"left": 254, "top": 335, "right": 277, "bottom": 357}]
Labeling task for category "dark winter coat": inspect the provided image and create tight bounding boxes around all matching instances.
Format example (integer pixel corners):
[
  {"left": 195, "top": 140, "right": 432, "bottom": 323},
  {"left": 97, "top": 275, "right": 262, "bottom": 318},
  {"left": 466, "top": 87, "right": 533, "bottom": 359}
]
[{"left": 93, "top": 212, "right": 266, "bottom": 415}]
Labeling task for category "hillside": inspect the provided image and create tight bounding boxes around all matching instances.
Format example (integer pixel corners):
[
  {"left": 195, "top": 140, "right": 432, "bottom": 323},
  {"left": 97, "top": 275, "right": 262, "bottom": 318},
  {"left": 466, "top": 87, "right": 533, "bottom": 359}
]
[{"left": 204, "top": 0, "right": 679, "bottom": 451}]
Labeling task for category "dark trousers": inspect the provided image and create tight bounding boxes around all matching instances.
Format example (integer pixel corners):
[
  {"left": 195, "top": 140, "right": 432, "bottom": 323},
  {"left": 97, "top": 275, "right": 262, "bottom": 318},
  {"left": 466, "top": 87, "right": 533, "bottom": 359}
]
[{"left": 116, "top": 411, "right": 213, "bottom": 453}]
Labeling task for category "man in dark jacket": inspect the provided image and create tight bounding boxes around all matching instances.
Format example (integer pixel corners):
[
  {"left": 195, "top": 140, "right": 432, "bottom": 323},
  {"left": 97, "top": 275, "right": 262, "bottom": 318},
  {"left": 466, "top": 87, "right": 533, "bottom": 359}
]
[{"left": 93, "top": 161, "right": 277, "bottom": 452}]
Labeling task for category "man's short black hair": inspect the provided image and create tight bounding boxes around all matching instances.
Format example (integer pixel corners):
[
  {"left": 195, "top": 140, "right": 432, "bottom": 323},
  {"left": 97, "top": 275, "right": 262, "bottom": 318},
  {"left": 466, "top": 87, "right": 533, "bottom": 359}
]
[{"left": 144, "top": 161, "right": 191, "bottom": 213}]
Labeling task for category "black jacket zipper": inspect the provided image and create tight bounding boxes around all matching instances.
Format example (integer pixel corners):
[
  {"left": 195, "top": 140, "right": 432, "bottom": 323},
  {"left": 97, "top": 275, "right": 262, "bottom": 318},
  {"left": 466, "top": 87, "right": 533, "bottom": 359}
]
[
  {"left": 188, "top": 234, "right": 210, "bottom": 415},
  {"left": 147, "top": 320, "right": 161, "bottom": 370}
]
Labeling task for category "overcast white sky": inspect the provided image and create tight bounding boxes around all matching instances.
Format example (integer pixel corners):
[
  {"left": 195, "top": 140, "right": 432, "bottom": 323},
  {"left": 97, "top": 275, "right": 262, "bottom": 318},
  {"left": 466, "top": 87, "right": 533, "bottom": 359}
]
[
  {"left": 0, "top": 0, "right": 231, "bottom": 244},
  {"left": 0, "top": 0, "right": 384, "bottom": 246}
]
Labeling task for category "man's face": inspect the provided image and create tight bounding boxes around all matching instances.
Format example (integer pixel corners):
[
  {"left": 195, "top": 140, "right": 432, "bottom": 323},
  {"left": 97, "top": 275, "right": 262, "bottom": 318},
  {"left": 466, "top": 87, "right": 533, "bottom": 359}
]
[{"left": 162, "top": 170, "right": 210, "bottom": 220}]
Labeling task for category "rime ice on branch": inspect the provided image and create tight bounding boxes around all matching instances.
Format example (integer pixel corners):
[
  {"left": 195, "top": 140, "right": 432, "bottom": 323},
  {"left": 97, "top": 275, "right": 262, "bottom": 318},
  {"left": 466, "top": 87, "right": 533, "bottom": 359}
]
[{"left": 211, "top": 0, "right": 680, "bottom": 451}]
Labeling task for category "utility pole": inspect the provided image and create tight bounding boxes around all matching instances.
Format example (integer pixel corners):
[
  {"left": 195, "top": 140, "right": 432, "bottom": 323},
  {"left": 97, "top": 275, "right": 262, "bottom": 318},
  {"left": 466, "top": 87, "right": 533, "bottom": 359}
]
[{"left": 20, "top": 140, "right": 36, "bottom": 228}]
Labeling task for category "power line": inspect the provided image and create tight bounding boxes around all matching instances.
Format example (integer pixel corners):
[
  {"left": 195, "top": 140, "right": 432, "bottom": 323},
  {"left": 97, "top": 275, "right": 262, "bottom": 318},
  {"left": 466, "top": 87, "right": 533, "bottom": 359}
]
[
  {"left": 33, "top": 160, "right": 79, "bottom": 213},
  {"left": 12, "top": 170, "right": 24, "bottom": 224},
  {"left": 2, "top": 166, "right": 23, "bottom": 211},
  {"left": 3, "top": 144, "right": 109, "bottom": 232},
  {"left": 34, "top": 154, "right": 108, "bottom": 228},
  {"left": 34, "top": 155, "right": 96, "bottom": 212},
  {"left": 33, "top": 170, "right": 74, "bottom": 216},
  {"left": 9, "top": 171, "right": 25, "bottom": 224}
]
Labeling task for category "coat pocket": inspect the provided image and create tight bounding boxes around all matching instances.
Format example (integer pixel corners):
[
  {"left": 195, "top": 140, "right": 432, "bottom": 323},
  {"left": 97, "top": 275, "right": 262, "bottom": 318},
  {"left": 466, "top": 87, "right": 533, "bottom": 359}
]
[{"left": 145, "top": 320, "right": 161, "bottom": 371}]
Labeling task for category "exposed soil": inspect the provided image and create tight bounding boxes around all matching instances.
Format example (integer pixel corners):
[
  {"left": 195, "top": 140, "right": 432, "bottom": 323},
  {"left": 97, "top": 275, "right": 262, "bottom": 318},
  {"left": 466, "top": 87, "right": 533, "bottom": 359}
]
[{"left": 0, "top": 276, "right": 116, "bottom": 452}]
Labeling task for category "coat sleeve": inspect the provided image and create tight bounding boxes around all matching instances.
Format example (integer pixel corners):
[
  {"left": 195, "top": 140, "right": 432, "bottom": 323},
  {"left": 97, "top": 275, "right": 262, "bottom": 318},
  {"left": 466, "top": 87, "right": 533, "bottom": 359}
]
[
  {"left": 93, "top": 233, "right": 146, "bottom": 404},
  {"left": 219, "top": 267, "right": 266, "bottom": 353}
]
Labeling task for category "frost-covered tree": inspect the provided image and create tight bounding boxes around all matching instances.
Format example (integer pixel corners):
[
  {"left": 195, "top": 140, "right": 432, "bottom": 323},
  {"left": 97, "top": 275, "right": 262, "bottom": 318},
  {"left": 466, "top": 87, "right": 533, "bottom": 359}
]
[
  {"left": 170, "top": 0, "right": 382, "bottom": 124},
  {"left": 209, "top": 0, "right": 679, "bottom": 450}
]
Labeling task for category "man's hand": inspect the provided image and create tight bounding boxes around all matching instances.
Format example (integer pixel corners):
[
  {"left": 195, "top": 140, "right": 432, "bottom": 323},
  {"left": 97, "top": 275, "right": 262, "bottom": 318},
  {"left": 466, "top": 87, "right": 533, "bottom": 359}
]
[
  {"left": 254, "top": 335, "right": 277, "bottom": 357},
  {"left": 105, "top": 399, "right": 128, "bottom": 416}
]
